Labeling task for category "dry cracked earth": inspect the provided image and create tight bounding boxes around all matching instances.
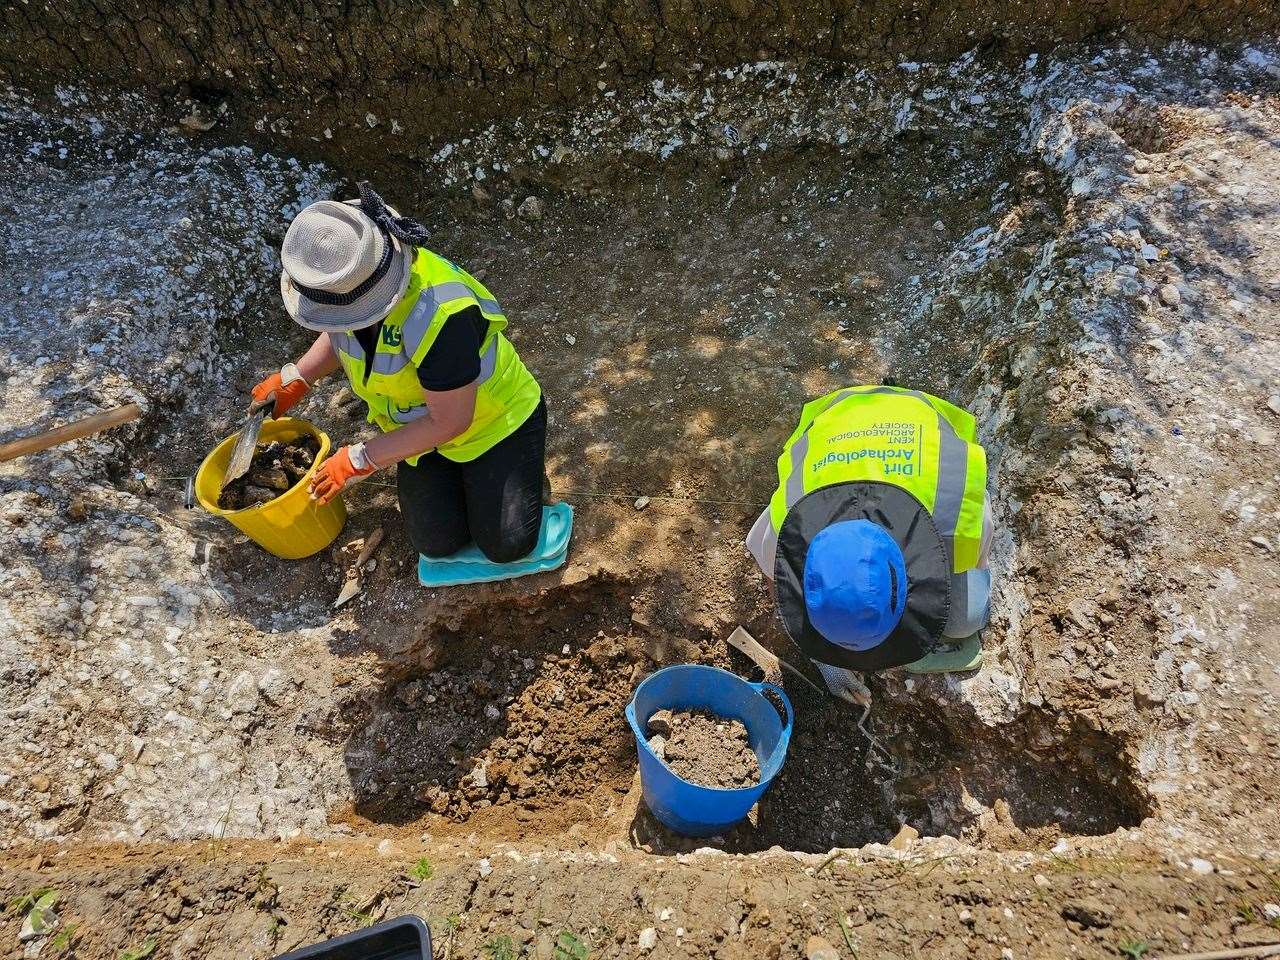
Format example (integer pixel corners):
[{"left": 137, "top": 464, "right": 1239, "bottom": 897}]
[{"left": 0, "top": 38, "right": 1279, "bottom": 960}]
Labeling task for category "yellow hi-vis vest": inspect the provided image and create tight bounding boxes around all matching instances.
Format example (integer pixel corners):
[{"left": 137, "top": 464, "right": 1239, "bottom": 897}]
[
  {"left": 750, "top": 385, "right": 988, "bottom": 574},
  {"left": 329, "top": 248, "right": 541, "bottom": 466}
]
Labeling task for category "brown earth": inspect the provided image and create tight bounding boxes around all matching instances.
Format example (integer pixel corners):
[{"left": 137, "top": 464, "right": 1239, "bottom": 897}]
[
  {"left": 650, "top": 709, "right": 761, "bottom": 789},
  {"left": 2, "top": 24, "right": 1280, "bottom": 960},
  {"left": 3, "top": 836, "right": 1280, "bottom": 960}
]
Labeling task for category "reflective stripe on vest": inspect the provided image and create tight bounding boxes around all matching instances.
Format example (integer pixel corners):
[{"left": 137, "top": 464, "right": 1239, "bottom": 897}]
[
  {"left": 402, "top": 281, "right": 503, "bottom": 355},
  {"left": 334, "top": 334, "right": 501, "bottom": 421},
  {"left": 753, "top": 386, "right": 986, "bottom": 574},
  {"left": 384, "top": 340, "right": 500, "bottom": 424},
  {"left": 330, "top": 248, "right": 541, "bottom": 464}
]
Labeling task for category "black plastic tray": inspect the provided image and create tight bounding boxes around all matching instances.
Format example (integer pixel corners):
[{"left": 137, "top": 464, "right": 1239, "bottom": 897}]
[{"left": 274, "top": 915, "right": 432, "bottom": 960}]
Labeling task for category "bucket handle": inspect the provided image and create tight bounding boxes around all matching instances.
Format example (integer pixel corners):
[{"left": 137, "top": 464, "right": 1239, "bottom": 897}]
[{"left": 748, "top": 681, "right": 794, "bottom": 776}]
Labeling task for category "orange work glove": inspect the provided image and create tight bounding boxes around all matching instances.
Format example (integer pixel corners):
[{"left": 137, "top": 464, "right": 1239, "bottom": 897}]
[
  {"left": 309, "top": 444, "right": 378, "bottom": 505},
  {"left": 251, "top": 362, "right": 310, "bottom": 418}
]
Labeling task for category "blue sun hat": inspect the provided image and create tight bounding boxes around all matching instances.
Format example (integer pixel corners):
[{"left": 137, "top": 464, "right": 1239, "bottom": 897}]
[{"left": 802, "top": 519, "right": 908, "bottom": 651}]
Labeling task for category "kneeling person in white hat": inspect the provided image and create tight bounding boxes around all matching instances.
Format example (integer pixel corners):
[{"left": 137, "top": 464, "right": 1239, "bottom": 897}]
[
  {"left": 252, "top": 183, "right": 546, "bottom": 563},
  {"left": 746, "top": 385, "right": 994, "bottom": 692}
]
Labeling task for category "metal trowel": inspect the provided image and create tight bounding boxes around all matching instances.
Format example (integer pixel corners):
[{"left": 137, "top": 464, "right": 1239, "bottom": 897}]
[{"left": 220, "top": 396, "right": 273, "bottom": 492}]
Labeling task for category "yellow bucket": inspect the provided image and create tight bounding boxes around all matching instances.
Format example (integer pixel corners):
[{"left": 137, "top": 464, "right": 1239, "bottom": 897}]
[{"left": 195, "top": 417, "right": 347, "bottom": 559}]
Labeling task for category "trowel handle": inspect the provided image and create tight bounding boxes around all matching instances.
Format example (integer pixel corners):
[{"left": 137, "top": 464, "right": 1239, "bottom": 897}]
[
  {"left": 248, "top": 394, "right": 276, "bottom": 417},
  {"left": 352, "top": 527, "right": 385, "bottom": 570}
]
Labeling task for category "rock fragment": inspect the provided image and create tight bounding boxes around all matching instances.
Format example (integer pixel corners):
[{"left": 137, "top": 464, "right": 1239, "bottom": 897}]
[
  {"left": 1061, "top": 897, "right": 1111, "bottom": 929},
  {"left": 888, "top": 824, "right": 919, "bottom": 850},
  {"left": 646, "top": 710, "right": 673, "bottom": 737}
]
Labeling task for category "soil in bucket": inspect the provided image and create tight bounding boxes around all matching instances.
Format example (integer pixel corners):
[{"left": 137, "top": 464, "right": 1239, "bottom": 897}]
[
  {"left": 647, "top": 708, "right": 761, "bottom": 789},
  {"left": 217, "top": 435, "right": 321, "bottom": 510}
]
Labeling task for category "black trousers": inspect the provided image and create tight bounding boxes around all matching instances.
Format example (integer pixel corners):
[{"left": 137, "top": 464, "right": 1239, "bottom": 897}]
[{"left": 397, "top": 398, "right": 547, "bottom": 563}]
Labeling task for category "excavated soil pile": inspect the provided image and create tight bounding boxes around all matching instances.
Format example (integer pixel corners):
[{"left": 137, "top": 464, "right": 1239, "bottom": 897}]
[
  {"left": 217, "top": 436, "right": 319, "bottom": 510},
  {"left": 649, "top": 709, "right": 761, "bottom": 789}
]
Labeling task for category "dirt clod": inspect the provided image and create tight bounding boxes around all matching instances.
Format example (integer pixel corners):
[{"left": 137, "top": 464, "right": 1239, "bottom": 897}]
[
  {"left": 645, "top": 709, "right": 673, "bottom": 738},
  {"left": 650, "top": 710, "right": 760, "bottom": 789},
  {"left": 217, "top": 436, "right": 319, "bottom": 510}
]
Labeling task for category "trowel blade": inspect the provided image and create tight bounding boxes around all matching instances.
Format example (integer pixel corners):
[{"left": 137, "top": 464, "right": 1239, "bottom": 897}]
[
  {"left": 221, "top": 400, "right": 271, "bottom": 490},
  {"left": 333, "top": 576, "right": 362, "bottom": 608}
]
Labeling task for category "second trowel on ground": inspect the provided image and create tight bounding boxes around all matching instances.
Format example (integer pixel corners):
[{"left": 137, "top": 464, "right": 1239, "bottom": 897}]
[{"left": 335, "top": 527, "right": 385, "bottom": 608}]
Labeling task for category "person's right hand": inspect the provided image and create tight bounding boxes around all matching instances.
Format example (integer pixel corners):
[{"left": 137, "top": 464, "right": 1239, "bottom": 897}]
[{"left": 251, "top": 363, "right": 310, "bottom": 417}]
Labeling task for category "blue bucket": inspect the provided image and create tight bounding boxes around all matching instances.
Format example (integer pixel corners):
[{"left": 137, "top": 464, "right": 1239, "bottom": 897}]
[{"left": 625, "top": 664, "right": 794, "bottom": 837}]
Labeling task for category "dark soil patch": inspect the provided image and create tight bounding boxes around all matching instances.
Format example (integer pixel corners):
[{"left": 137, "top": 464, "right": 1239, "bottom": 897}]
[
  {"left": 342, "top": 582, "right": 646, "bottom": 829},
  {"left": 649, "top": 709, "right": 760, "bottom": 789},
  {"left": 216, "top": 435, "right": 319, "bottom": 510}
]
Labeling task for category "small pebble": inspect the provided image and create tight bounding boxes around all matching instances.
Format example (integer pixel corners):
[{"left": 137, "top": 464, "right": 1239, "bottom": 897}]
[
  {"left": 517, "top": 196, "right": 544, "bottom": 220},
  {"left": 805, "top": 936, "right": 840, "bottom": 960}
]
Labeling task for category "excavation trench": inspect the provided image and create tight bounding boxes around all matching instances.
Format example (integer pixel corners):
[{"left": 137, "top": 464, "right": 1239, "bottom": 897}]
[
  {"left": 336, "top": 582, "right": 1149, "bottom": 854},
  {"left": 4, "top": 43, "right": 1203, "bottom": 856},
  {"left": 255, "top": 102, "right": 1163, "bottom": 852}
]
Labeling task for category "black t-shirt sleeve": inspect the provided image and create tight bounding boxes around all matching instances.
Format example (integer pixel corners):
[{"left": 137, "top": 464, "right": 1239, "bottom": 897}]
[{"left": 415, "top": 305, "right": 484, "bottom": 392}]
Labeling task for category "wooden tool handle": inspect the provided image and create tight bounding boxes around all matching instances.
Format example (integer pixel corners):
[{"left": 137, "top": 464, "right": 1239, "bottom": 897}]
[
  {"left": 726, "top": 626, "right": 826, "bottom": 695},
  {"left": 0, "top": 403, "right": 142, "bottom": 463},
  {"left": 351, "top": 527, "right": 385, "bottom": 571},
  {"left": 726, "top": 626, "right": 781, "bottom": 673}
]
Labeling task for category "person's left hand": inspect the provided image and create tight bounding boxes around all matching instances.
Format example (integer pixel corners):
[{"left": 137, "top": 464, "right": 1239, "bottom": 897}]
[{"left": 309, "top": 444, "right": 377, "bottom": 505}]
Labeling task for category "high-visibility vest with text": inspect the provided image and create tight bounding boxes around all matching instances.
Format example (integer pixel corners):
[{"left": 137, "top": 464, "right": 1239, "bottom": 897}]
[
  {"left": 329, "top": 248, "right": 541, "bottom": 465},
  {"left": 756, "top": 386, "right": 987, "bottom": 573}
]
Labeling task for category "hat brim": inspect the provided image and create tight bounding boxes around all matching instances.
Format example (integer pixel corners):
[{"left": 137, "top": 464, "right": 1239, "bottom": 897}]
[
  {"left": 281, "top": 236, "right": 412, "bottom": 333},
  {"left": 775, "top": 480, "right": 952, "bottom": 673}
]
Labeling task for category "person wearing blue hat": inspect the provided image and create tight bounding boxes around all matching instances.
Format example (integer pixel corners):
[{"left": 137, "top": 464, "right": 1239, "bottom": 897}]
[{"left": 746, "top": 385, "right": 993, "bottom": 691}]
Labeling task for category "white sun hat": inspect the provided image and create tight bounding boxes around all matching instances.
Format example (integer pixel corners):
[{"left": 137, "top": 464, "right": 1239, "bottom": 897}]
[{"left": 279, "top": 198, "right": 412, "bottom": 332}]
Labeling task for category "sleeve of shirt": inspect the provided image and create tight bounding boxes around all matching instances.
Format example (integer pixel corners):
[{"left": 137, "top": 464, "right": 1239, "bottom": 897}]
[{"left": 415, "top": 305, "right": 483, "bottom": 392}]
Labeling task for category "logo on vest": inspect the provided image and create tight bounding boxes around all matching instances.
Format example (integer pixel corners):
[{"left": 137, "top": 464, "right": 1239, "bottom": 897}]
[{"left": 381, "top": 325, "right": 403, "bottom": 349}]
